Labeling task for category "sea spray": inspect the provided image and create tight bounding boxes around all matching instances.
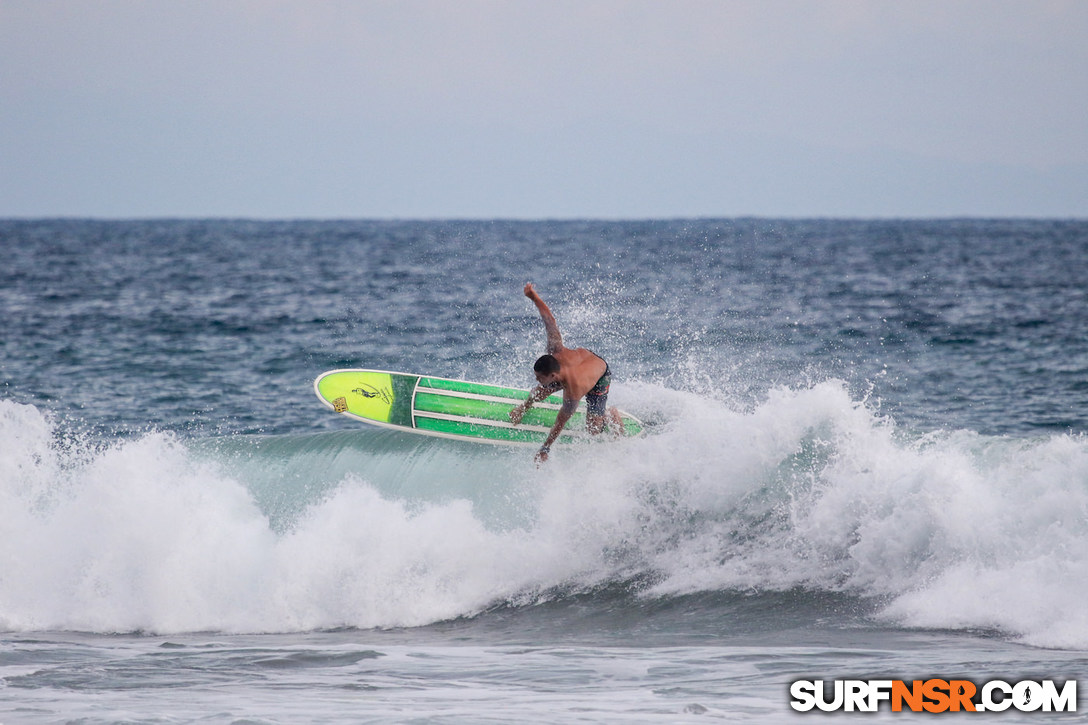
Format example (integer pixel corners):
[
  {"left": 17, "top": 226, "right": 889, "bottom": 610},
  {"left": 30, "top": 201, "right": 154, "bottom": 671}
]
[
  {"left": 612, "top": 383, "right": 1088, "bottom": 648},
  {"left": 0, "top": 401, "right": 276, "bottom": 632}
]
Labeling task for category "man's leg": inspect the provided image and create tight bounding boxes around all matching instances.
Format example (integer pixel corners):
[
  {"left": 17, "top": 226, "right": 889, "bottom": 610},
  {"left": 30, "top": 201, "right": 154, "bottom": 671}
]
[
  {"left": 607, "top": 407, "right": 625, "bottom": 435},
  {"left": 585, "top": 392, "right": 607, "bottom": 435},
  {"left": 586, "top": 393, "right": 624, "bottom": 436}
]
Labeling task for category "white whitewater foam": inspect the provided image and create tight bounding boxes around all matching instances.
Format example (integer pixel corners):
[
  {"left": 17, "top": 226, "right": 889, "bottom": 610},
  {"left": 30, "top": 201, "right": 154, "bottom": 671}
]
[{"left": 2, "top": 389, "right": 1086, "bottom": 648}]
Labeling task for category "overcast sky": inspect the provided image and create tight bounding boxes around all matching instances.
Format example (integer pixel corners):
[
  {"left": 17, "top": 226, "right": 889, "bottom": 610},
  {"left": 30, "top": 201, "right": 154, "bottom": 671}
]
[{"left": 2, "top": 0, "right": 1086, "bottom": 219}]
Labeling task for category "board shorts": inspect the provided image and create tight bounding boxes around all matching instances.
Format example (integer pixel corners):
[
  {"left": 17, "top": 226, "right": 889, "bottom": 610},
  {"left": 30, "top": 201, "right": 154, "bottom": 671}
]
[{"left": 585, "top": 363, "right": 611, "bottom": 418}]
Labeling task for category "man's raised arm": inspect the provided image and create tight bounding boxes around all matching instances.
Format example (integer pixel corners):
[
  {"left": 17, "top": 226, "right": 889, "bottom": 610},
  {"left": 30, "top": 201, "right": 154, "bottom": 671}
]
[{"left": 524, "top": 282, "right": 563, "bottom": 353}]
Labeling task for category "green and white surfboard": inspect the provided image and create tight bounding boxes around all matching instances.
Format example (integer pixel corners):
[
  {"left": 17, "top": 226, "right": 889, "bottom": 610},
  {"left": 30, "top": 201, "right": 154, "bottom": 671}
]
[{"left": 313, "top": 368, "right": 643, "bottom": 446}]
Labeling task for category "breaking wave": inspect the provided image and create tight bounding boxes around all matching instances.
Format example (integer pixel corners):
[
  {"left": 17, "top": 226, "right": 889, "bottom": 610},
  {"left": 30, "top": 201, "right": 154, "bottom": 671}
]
[{"left": 2, "top": 381, "right": 1086, "bottom": 648}]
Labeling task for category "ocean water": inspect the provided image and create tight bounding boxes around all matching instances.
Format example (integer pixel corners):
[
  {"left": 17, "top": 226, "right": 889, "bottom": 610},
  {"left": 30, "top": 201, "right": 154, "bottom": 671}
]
[{"left": 1, "top": 218, "right": 1087, "bottom": 723}]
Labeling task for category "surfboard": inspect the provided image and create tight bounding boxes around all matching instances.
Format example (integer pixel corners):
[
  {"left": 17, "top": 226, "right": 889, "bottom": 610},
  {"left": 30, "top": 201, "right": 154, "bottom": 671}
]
[{"left": 313, "top": 368, "right": 644, "bottom": 446}]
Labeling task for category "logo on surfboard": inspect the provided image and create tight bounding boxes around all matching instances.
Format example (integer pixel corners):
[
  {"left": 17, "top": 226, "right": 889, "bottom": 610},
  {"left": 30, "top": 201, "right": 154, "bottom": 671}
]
[{"left": 352, "top": 383, "right": 393, "bottom": 405}]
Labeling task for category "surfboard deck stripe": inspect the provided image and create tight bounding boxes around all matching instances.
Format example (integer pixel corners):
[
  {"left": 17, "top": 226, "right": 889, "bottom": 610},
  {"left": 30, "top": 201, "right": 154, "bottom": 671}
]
[
  {"left": 412, "top": 413, "right": 579, "bottom": 444},
  {"left": 412, "top": 391, "right": 584, "bottom": 429},
  {"left": 412, "top": 416, "right": 581, "bottom": 444},
  {"left": 411, "top": 409, "right": 553, "bottom": 433},
  {"left": 417, "top": 376, "right": 563, "bottom": 405},
  {"left": 415, "top": 384, "right": 564, "bottom": 411},
  {"left": 314, "top": 368, "right": 644, "bottom": 446}
]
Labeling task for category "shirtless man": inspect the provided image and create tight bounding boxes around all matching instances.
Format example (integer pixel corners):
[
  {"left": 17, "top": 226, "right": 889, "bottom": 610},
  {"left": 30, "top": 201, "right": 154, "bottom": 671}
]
[{"left": 509, "top": 283, "right": 624, "bottom": 463}]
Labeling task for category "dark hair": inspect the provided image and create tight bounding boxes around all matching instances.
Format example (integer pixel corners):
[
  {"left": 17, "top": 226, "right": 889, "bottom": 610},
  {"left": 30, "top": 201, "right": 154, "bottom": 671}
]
[{"left": 534, "top": 354, "right": 560, "bottom": 375}]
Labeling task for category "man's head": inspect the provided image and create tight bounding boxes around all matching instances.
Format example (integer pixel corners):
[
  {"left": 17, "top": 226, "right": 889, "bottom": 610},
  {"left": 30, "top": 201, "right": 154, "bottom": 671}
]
[{"left": 534, "top": 354, "right": 560, "bottom": 385}]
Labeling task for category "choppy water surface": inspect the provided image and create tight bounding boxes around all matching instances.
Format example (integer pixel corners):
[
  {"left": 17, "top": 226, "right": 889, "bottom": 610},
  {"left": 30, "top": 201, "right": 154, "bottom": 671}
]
[{"left": 1, "top": 219, "right": 1087, "bottom": 722}]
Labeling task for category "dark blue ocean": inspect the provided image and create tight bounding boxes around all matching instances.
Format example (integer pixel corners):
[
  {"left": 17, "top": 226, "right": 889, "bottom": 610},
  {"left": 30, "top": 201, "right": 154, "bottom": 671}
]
[{"left": 2, "top": 218, "right": 1087, "bottom": 722}]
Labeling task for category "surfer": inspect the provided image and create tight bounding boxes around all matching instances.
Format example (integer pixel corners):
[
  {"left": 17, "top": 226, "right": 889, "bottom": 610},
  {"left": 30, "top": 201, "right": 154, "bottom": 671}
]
[{"left": 509, "top": 282, "right": 625, "bottom": 463}]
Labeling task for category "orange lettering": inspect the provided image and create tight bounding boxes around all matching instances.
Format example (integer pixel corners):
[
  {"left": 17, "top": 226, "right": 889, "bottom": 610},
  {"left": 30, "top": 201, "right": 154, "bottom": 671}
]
[
  {"left": 892, "top": 680, "right": 924, "bottom": 712},
  {"left": 923, "top": 679, "right": 951, "bottom": 713},
  {"left": 949, "top": 680, "right": 977, "bottom": 711}
]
